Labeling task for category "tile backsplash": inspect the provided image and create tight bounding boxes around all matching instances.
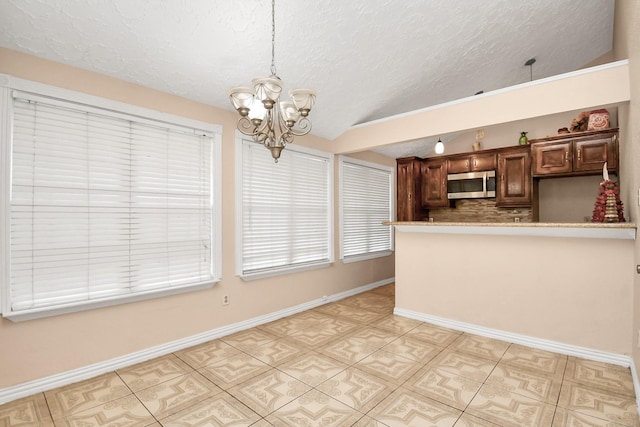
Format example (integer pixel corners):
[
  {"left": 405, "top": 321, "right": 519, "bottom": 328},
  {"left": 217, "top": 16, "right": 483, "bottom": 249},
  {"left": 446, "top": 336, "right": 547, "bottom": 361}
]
[{"left": 428, "top": 199, "right": 533, "bottom": 223}]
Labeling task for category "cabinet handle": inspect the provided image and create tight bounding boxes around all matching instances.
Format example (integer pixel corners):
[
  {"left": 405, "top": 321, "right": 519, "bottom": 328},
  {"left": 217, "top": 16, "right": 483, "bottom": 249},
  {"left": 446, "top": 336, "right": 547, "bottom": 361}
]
[
  {"left": 473, "top": 159, "right": 477, "bottom": 167},
  {"left": 501, "top": 175, "right": 504, "bottom": 182},
  {"left": 565, "top": 151, "right": 569, "bottom": 162},
  {"left": 578, "top": 149, "right": 581, "bottom": 161}
]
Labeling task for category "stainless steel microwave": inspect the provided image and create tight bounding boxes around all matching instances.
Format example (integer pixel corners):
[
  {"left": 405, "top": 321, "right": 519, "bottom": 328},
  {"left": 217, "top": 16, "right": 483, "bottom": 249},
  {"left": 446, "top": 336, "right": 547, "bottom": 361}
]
[{"left": 447, "top": 170, "right": 496, "bottom": 199}]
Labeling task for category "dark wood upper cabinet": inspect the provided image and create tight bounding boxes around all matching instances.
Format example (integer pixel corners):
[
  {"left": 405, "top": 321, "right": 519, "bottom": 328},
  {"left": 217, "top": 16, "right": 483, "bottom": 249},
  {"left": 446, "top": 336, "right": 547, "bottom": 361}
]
[
  {"left": 531, "top": 129, "right": 618, "bottom": 177},
  {"left": 496, "top": 146, "right": 532, "bottom": 207},
  {"left": 447, "top": 152, "right": 497, "bottom": 174},
  {"left": 421, "top": 158, "right": 448, "bottom": 208},
  {"left": 396, "top": 157, "right": 424, "bottom": 221}
]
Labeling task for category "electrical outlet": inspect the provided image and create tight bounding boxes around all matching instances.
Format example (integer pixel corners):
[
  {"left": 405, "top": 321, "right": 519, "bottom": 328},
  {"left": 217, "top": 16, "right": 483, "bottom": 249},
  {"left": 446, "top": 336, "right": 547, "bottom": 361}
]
[{"left": 222, "top": 295, "right": 229, "bottom": 306}]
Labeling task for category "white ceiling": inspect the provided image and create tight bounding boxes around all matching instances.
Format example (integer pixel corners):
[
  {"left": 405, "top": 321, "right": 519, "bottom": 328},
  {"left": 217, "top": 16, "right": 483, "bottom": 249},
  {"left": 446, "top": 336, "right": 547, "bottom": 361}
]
[{"left": 0, "top": 0, "right": 615, "bottom": 157}]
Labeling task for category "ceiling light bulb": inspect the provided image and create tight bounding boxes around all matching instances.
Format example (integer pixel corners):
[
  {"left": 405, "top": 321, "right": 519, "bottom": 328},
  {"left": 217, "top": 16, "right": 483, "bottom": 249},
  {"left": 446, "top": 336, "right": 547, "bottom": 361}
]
[{"left": 435, "top": 139, "right": 444, "bottom": 154}]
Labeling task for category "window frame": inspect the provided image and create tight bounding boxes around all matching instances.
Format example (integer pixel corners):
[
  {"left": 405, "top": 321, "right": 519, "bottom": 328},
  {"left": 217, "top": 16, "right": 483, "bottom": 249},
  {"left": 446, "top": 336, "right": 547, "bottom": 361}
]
[
  {"left": 235, "top": 134, "right": 334, "bottom": 280},
  {"left": 339, "top": 155, "right": 395, "bottom": 263},
  {"left": 0, "top": 74, "right": 223, "bottom": 321}
]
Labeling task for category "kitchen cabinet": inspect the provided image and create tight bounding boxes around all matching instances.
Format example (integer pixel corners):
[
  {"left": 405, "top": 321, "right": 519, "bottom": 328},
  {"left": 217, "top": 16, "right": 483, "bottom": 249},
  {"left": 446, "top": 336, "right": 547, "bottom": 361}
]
[
  {"left": 447, "top": 152, "right": 497, "bottom": 174},
  {"left": 497, "top": 146, "right": 532, "bottom": 207},
  {"left": 396, "top": 157, "right": 424, "bottom": 221},
  {"left": 531, "top": 129, "right": 618, "bottom": 177},
  {"left": 421, "top": 158, "right": 448, "bottom": 208}
]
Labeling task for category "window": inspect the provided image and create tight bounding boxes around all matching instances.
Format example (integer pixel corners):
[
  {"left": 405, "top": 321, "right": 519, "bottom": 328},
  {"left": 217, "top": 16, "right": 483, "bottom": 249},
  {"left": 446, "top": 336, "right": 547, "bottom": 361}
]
[
  {"left": 1, "top": 80, "right": 222, "bottom": 320},
  {"left": 236, "top": 137, "right": 333, "bottom": 279},
  {"left": 340, "top": 156, "right": 394, "bottom": 262}
]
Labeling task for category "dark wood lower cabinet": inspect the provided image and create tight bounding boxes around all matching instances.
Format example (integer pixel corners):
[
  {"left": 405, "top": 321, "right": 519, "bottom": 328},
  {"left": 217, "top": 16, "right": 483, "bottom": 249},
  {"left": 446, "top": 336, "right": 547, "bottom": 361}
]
[{"left": 497, "top": 146, "right": 532, "bottom": 207}]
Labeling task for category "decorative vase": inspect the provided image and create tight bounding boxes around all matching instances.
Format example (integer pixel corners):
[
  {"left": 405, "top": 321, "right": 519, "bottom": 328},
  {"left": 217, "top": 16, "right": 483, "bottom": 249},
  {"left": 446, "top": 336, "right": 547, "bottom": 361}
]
[{"left": 519, "top": 131, "right": 528, "bottom": 145}]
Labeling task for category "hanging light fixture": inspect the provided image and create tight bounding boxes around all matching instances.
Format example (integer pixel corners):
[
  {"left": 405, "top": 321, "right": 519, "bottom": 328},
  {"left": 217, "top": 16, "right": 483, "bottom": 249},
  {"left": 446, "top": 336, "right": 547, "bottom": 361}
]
[
  {"left": 228, "top": 0, "right": 316, "bottom": 162},
  {"left": 435, "top": 138, "right": 444, "bottom": 154}
]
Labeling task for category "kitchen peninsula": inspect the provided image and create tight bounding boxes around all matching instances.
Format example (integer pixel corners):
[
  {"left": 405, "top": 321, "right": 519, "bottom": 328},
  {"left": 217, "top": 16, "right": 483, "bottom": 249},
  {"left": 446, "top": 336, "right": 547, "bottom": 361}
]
[{"left": 389, "top": 219, "right": 636, "bottom": 365}]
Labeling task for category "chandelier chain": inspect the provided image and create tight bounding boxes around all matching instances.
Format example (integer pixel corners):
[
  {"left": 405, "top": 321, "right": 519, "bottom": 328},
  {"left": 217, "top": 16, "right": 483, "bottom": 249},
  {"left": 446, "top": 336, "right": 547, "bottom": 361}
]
[{"left": 270, "top": 0, "right": 277, "bottom": 76}]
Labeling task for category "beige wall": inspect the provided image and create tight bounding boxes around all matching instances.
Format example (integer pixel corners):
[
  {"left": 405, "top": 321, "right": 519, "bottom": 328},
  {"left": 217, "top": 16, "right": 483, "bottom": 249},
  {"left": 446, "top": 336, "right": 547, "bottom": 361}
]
[
  {"left": 0, "top": 48, "right": 395, "bottom": 388},
  {"left": 614, "top": 0, "right": 640, "bottom": 376},
  {"left": 395, "top": 231, "right": 634, "bottom": 354}
]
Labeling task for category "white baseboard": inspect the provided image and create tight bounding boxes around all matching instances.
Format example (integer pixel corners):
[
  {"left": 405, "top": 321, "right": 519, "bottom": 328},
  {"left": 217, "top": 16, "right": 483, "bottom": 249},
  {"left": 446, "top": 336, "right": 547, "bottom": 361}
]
[
  {"left": 394, "top": 308, "right": 632, "bottom": 367},
  {"left": 0, "top": 277, "right": 394, "bottom": 405}
]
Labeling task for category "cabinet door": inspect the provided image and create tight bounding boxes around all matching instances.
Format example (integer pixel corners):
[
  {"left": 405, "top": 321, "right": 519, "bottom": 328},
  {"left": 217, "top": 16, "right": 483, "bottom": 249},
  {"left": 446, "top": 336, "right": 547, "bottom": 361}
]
[
  {"left": 396, "top": 158, "right": 422, "bottom": 221},
  {"left": 574, "top": 136, "right": 617, "bottom": 173},
  {"left": 470, "top": 153, "right": 497, "bottom": 171},
  {"left": 447, "top": 156, "right": 470, "bottom": 174},
  {"left": 532, "top": 141, "right": 572, "bottom": 176},
  {"left": 421, "top": 159, "right": 448, "bottom": 208},
  {"left": 497, "top": 148, "right": 531, "bottom": 207}
]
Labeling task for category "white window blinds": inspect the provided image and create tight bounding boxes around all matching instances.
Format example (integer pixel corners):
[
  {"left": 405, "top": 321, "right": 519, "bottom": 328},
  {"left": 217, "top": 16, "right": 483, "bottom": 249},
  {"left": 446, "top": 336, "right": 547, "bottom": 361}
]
[
  {"left": 5, "top": 91, "right": 219, "bottom": 318},
  {"left": 237, "top": 139, "right": 333, "bottom": 278},
  {"left": 340, "top": 157, "right": 394, "bottom": 261}
]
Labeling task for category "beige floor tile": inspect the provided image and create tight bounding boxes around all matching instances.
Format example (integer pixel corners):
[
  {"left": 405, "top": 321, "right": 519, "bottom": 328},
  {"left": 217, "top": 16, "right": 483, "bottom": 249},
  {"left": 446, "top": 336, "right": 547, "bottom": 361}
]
[
  {"left": 317, "top": 335, "right": 377, "bottom": 365},
  {"left": 354, "top": 349, "right": 424, "bottom": 385},
  {"left": 485, "top": 364, "right": 562, "bottom": 404},
  {"left": 285, "top": 317, "right": 360, "bottom": 348},
  {"left": 228, "top": 370, "right": 311, "bottom": 417},
  {"left": 406, "top": 365, "right": 483, "bottom": 410},
  {"left": 466, "top": 383, "right": 556, "bottom": 427},
  {"left": 371, "top": 315, "right": 422, "bottom": 335},
  {"left": 276, "top": 352, "right": 348, "bottom": 386},
  {"left": 449, "top": 334, "right": 510, "bottom": 361},
  {"left": 552, "top": 407, "right": 634, "bottom": 427},
  {"left": 259, "top": 311, "right": 352, "bottom": 338},
  {"left": 427, "top": 349, "right": 498, "bottom": 382},
  {"left": 368, "top": 387, "right": 462, "bottom": 427},
  {"left": 174, "top": 339, "right": 238, "bottom": 369},
  {"left": 453, "top": 413, "right": 502, "bottom": 426},
  {"left": 249, "top": 419, "right": 275, "bottom": 426},
  {"left": 197, "top": 348, "right": 271, "bottom": 389},
  {"left": 382, "top": 335, "right": 444, "bottom": 363},
  {"left": 340, "top": 294, "right": 395, "bottom": 313},
  {"left": 500, "top": 344, "right": 567, "bottom": 376},
  {"left": 314, "top": 302, "right": 387, "bottom": 324},
  {"left": 316, "top": 366, "right": 396, "bottom": 412},
  {"left": 158, "top": 393, "right": 261, "bottom": 426},
  {"left": 116, "top": 354, "right": 194, "bottom": 392},
  {"left": 344, "top": 327, "right": 400, "bottom": 348},
  {"left": 221, "top": 329, "right": 281, "bottom": 352},
  {"left": 370, "top": 283, "right": 395, "bottom": 298},
  {"left": 564, "top": 358, "right": 635, "bottom": 397},
  {"left": 0, "top": 393, "right": 53, "bottom": 426},
  {"left": 45, "top": 372, "right": 131, "bottom": 420},
  {"left": 557, "top": 381, "right": 640, "bottom": 427},
  {"left": 52, "top": 394, "right": 153, "bottom": 427},
  {"left": 405, "top": 323, "right": 463, "bottom": 347},
  {"left": 235, "top": 337, "right": 306, "bottom": 367},
  {"left": 265, "top": 389, "right": 362, "bottom": 427},
  {"left": 351, "top": 415, "right": 389, "bottom": 426},
  {"left": 135, "top": 372, "right": 221, "bottom": 419}
]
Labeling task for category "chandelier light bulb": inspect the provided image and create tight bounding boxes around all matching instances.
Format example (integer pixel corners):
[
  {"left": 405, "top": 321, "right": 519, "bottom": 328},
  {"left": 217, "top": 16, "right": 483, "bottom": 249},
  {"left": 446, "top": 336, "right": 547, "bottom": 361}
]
[{"left": 435, "top": 138, "right": 444, "bottom": 154}]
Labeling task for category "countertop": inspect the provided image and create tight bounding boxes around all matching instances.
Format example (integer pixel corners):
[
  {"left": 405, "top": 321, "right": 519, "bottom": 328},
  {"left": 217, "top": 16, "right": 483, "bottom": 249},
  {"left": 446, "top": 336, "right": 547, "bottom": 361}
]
[{"left": 385, "top": 221, "right": 637, "bottom": 240}]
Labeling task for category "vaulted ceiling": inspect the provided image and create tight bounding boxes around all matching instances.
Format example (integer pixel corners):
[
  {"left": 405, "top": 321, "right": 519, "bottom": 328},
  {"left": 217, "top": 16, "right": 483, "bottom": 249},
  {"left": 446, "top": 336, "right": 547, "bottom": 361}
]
[{"left": 0, "top": 0, "right": 615, "bottom": 157}]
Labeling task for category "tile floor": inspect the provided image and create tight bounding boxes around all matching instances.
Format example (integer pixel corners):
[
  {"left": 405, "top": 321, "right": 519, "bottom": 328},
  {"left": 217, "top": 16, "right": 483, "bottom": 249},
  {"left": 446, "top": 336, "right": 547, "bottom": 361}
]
[{"left": 1, "top": 284, "right": 639, "bottom": 426}]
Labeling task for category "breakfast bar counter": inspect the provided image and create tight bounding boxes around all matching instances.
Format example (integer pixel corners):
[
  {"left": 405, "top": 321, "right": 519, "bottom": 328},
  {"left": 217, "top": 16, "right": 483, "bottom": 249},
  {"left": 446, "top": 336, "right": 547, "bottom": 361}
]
[{"left": 388, "top": 221, "right": 637, "bottom": 364}]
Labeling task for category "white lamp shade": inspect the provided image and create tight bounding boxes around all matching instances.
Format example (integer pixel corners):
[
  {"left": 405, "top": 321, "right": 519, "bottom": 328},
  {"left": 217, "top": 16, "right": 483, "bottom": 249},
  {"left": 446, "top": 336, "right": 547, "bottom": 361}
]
[
  {"left": 289, "top": 88, "right": 316, "bottom": 112},
  {"left": 228, "top": 86, "right": 254, "bottom": 111},
  {"left": 279, "top": 101, "right": 301, "bottom": 124},
  {"left": 435, "top": 140, "right": 444, "bottom": 154},
  {"left": 252, "top": 76, "right": 283, "bottom": 102}
]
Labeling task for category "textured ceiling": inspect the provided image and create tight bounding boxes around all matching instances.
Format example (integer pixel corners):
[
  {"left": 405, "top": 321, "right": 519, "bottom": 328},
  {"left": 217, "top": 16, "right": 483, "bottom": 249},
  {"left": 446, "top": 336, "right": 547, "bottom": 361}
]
[{"left": 0, "top": 0, "right": 615, "bottom": 157}]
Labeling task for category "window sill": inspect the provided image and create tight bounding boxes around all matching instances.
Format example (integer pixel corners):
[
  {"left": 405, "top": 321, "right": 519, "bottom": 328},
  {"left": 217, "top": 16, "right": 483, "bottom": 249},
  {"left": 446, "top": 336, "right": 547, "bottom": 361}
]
[
  {"left": 239, "top": 261, "right": 333, "bottom": 281},
  {"left": 342, "top": 251, "right": 393, "bottom": 264},
  {"left": 2, "top": 281, "right": 218, "bottom": 322}
]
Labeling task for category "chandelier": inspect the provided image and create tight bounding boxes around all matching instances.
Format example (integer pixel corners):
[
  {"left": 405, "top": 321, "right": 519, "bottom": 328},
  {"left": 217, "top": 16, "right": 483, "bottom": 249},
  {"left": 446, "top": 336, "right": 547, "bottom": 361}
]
[{"left": 228, "top": 0, "right": 316, "bottom": 162}]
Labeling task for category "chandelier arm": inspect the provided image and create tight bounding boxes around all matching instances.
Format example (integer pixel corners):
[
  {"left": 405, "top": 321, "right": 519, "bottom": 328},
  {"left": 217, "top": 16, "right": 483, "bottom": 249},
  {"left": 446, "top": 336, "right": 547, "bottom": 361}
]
[{"left": 286, "top": 117, "right": 313, "bottom": 137}]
